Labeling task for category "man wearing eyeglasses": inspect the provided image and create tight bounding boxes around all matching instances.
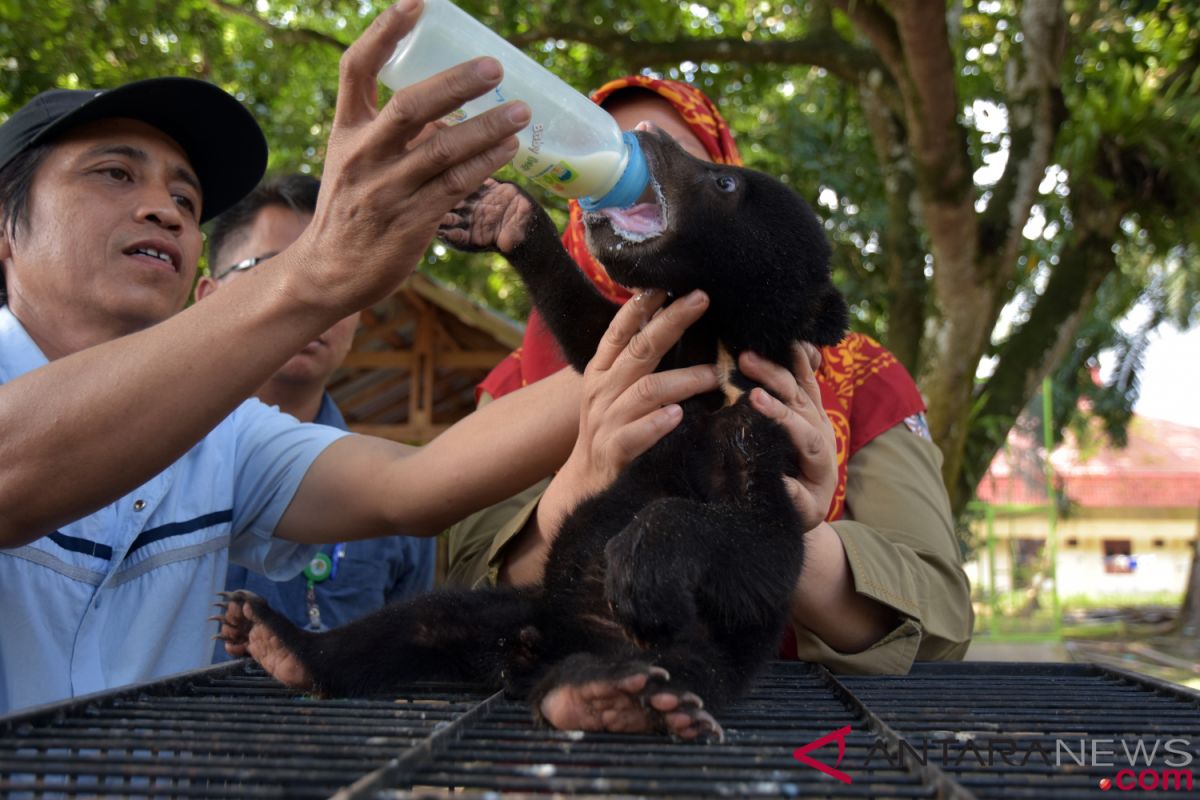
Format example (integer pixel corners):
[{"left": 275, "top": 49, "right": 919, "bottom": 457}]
[
  {"left": 195, "top": 173, "right": 435, "bottom": 637},
  {"left": 197, "top": 174, "right": 362, "bottom": 429}
]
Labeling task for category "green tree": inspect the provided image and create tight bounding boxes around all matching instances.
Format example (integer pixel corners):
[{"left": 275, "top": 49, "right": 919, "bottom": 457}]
[{"left": 2, "top": 0, "right": 1197, "bottom": 520}]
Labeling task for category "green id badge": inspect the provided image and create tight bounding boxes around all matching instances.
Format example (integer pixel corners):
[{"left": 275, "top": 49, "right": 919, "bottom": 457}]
[{"left": 303, "top": 552, "right": 333, "bottom": 583}]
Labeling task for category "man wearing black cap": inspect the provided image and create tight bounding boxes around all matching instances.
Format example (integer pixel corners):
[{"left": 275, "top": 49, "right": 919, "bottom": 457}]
[
  {"left": 0, "top": 2, "right": 722, "bottom": 714},
  {"left": 0, "top": 76, "right": 267, "bottom": 342}
]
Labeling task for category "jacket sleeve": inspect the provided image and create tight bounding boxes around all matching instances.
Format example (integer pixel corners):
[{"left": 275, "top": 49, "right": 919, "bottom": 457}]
[
  {"left": 790, "top": 423, "right": 974, "bottom": 673},
  {"left": 444, "top": 478, "right": 549, "bottom": 588}
]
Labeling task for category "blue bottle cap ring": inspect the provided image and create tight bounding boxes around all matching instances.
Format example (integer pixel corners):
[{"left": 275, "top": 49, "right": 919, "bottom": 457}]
[{"left": 579, "top": 132, "right": 649, "bottom": 211}]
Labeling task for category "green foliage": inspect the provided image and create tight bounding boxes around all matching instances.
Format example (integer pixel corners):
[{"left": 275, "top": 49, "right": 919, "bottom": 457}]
[
  {"left": 0, "top": 0, "right": 899, "bottom": 322},
  {"left": 1000, "top": 0, "right": 1200, "bottom": 451}
]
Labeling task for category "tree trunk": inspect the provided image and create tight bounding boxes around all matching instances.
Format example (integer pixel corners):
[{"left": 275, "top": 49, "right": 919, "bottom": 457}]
[
  {"left": 1176, "top": 514, "right": 1200, "bottom": 636},
  {"left": 859, "top": 86, "right": 926, "bottom": 372}
]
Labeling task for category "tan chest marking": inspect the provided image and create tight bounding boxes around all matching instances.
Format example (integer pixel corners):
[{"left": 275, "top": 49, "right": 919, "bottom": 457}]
[{"left": 716, "top": 343, "right": 746, "bottom": 408}]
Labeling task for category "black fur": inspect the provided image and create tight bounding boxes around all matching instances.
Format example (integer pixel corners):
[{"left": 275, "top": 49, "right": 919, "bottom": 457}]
[{"left": 224, "top": 130, "right": 848, "bottom": 738}]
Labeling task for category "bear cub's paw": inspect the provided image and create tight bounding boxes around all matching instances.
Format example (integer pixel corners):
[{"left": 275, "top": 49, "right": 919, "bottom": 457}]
[
  {"left": 439, "top": 178, "right": 542, "bottom": 256},
  {"left": 534, "top": 653, "right": 724, "bottom": 743},
  {"left": 213, "top": 590, "right": 316, "bottom": 692}
]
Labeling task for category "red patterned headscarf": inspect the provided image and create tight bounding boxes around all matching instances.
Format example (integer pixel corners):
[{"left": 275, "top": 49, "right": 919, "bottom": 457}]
[
  {"left": 559, "top": 77, "right": 742, "bottom": 304},
  {"left": 476, "top": 76, "right": 924, "bottom": 523}
]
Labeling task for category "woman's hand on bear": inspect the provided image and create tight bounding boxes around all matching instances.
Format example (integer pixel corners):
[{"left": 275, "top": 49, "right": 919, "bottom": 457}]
[
  {"left": 536, "top": 289, "right": 718, "bottom": 540},
  {"left": 738, "top": 344, "right": 837, "bottom": 533}
]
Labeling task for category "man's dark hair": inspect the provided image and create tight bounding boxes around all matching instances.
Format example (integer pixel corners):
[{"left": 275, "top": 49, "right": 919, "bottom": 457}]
[
  {"left": 206, "top": 173, "right": 320, "bottom": 276},
  {"left": 0, "top": 144, "right": 53, "bottom": 306}
]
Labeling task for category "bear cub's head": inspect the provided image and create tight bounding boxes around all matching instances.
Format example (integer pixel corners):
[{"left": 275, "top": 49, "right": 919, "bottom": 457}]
[{"left": 583, "top": 128, "right": 849, "bottom": 357}]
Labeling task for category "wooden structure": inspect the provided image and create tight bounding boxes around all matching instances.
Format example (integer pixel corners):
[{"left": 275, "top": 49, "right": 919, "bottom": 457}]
[{"left": 327, "top": 272, "right": 524, "bottom": 444}]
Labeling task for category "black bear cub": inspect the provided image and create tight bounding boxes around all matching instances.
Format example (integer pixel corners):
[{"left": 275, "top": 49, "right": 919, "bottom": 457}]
[{"left": 216, "top": 128, "right": 849, "bottom": 742}]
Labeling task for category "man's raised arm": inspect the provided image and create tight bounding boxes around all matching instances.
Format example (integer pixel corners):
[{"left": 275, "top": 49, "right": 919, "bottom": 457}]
[{"left": 0, "top": 1, "right": 528, "bottom": 546}]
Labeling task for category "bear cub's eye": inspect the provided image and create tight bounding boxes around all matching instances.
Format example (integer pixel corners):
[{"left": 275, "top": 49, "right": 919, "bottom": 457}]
[{"left": 714, "top": 174, "right": 738, "bottom": 193}]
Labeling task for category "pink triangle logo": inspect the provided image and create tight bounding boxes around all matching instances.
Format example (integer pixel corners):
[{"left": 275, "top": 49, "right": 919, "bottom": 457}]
[{"left": 792, "top": 725, "right": 854, "bottom": 784}]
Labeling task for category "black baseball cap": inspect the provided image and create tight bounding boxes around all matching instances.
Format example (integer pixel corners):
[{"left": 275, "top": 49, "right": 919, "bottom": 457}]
[{"left": 0, "top": 77, "right": 267, "bottom": 223}]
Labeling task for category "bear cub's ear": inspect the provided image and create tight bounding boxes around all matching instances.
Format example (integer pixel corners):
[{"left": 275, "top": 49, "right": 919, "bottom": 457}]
[{"left": 805, "top": 284, "right": 851, "bottom": 348}]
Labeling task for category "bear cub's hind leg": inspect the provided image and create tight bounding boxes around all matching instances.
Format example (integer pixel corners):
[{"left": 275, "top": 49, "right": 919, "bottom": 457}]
[
  {"left": 532, "top": 651, "right": 724, "bottom": 742},
  {"left": 214, "top": 590, "right": 316, "bottom": 691}
]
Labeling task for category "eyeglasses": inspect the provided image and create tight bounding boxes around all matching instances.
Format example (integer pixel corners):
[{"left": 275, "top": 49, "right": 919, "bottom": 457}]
[{"left": 214, "top": 252, "right": 275, "bottom": 280}]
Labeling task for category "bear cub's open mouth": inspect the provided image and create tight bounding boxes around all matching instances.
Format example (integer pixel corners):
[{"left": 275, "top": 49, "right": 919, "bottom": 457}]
[{"left": 593, "top": 177, "right": 668, "bottom": 243}]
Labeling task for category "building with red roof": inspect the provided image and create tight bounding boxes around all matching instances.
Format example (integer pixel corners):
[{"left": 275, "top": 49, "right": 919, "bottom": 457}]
[{"left": 972, "top": 415, "right": 1200, "bottom": 600}]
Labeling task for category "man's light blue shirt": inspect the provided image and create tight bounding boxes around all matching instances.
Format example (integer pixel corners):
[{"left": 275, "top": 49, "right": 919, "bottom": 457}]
[
  {"left": 0, "top": 306, "right": 350, "bottom": 714},
  {"left": 219, "top": 395, "right": 434, "bottom": 639}
]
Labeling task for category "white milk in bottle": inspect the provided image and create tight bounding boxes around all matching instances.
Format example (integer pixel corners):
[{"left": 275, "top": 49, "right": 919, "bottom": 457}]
[{"left": 376, "top": 0, "right": 649, "bottom": 209}]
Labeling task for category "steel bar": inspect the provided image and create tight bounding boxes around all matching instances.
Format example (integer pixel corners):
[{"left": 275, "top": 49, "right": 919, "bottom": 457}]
[{"left": 2, "top": 660, "right": 1197, "bottom": 799}]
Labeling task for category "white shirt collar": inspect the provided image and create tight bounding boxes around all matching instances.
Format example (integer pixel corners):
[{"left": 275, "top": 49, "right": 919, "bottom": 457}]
[{"left": 0, "top": 305, "right": 50, "bottom": 383}]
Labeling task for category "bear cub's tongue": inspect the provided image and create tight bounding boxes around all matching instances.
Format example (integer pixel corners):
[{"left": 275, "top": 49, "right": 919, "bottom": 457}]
[{"left": 600, "top": 202, "right": 665, "bottom": 241}]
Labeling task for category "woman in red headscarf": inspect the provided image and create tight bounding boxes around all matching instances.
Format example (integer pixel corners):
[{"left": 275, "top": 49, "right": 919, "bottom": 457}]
[{"left": 447, "top": 76, "right": 971, "bottom": 679}]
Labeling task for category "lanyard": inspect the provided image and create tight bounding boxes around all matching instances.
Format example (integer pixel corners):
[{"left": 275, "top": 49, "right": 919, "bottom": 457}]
[{"left": 301, "top": 543, "right": 345, "bottom": 631}]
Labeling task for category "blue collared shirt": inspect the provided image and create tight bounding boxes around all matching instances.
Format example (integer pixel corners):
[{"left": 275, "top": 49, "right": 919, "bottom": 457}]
[
  {"left": 218, "top": 396, "right": 435, "bottom": 640},
  {"left": 0, "top": 306, "right": 349, "bottom": 714}
]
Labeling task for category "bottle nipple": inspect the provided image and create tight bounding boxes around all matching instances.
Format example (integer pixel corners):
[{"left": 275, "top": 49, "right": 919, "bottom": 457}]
[{"left": 579, "top": 133, "right": 650, "bottom": 211}]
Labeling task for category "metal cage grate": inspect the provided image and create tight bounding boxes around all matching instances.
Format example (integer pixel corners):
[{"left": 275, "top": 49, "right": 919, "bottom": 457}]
[{"left": 1, "top": 660, "right": 1197, "bottom": 799}]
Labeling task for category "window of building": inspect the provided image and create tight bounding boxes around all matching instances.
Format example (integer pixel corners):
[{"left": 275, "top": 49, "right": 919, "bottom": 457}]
[
  {"left": 1103, "top": 539, "right": 1134, "bottom": 574},
  {"left": 1015, "top": 538, "right": 1044, "bottom": 567}
]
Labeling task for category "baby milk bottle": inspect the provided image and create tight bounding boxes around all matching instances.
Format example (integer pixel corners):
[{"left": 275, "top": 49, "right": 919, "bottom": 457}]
[{"left": 376, "top": 0, "right": 649, "bottom": 210}]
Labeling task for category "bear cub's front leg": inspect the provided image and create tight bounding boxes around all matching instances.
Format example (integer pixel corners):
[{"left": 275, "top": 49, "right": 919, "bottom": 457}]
[{"left": 439, "top": 180, "right": 621, "bottom": 373}]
